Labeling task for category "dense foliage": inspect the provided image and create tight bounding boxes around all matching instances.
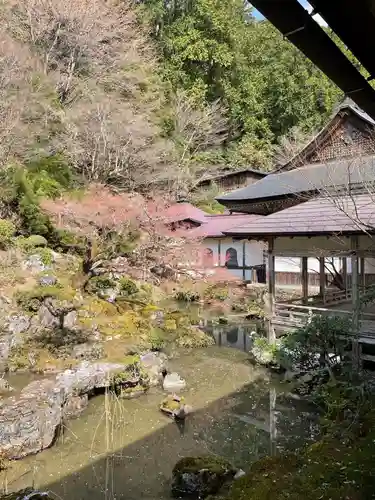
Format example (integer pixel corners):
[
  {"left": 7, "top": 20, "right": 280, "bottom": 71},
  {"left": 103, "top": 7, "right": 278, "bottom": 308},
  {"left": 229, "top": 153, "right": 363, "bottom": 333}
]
[
  {"left": 143, "top": 0, "right": 343, "bottom": 170},
  {"left": 0, "top": 0, "right": 345, "bottom": 200}
]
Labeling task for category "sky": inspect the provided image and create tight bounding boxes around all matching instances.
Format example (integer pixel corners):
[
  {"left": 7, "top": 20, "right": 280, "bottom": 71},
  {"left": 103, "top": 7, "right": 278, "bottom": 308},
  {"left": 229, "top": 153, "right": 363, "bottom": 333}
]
[{"left": 252, "top": 0, "right": 328, "bottom": 27}]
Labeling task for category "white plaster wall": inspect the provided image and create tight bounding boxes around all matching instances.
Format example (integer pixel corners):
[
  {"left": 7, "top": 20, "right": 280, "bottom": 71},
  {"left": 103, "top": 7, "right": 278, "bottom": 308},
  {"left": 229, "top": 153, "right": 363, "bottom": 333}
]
[
  {"left": 219, "top": 237, "right": 264, "bottom": 267},
  {"left": 274, "top": 256, "right": 342, "bottom": 274},
  {"left": 201, "top": 237, "right": 220, "bottom": 265},
  {"left": 219, "top": 238, "right": 245, "bottom": 267},
  {"left": 201, "top": 237, "right": 265, "bottom": 280},
  {"left": 273, "top": 254, "right": 375, "bottom": 276}
]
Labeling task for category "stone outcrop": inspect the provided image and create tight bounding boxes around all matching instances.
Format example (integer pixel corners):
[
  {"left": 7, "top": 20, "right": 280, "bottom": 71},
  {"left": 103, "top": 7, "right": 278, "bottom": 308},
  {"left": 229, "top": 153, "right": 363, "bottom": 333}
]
[
  {"left": 0, "top": 488, "right": 52, "bottom": 499},
  {"left": 0, "top": 355, "right": 165, "bottom": 459},
  {"left": 0, "top": 315, "right": 31, "bottom": 371},
  {"left": 140, "top": 351, "right": 168, "bottom": 386}
]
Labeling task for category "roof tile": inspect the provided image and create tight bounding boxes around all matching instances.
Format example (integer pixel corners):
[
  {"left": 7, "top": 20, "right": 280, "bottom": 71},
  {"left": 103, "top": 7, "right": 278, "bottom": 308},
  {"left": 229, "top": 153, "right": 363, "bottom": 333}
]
[
  {"left": 225, "top": 194, "right": 375, "bottom": 237},
  {"left": 217, "top": 155, "right": 375, "bottom": 204}
]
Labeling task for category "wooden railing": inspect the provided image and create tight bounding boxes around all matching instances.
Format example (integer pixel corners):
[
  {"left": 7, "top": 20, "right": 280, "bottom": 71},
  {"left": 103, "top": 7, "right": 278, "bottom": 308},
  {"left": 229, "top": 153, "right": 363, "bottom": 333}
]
[
  {"left": 323, "top": 288, "right": 351, "bottom": 305},
  {"left": 277, "top": 289, "right": 352, "bottom": 307},
  {"left": 272, "top": 302, "right": 375, "bottom": 341}
]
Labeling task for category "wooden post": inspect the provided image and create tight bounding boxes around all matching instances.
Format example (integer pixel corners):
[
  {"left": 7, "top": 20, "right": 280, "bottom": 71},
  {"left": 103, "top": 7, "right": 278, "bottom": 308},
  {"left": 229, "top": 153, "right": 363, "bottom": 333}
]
[
  {"left": 342, "top": 257, "right": 348, "bottom": 298},
  {"left": 319, "top": 257, "right": 325, "bottom": 304},
  {"left": 242, "top": 240, "right": 246, "bottom": 281},
  {"left": 360, "top": 257, "right": 365, "bottom": 291},
  {"left": 218, "top": 239, "right": 222, "bottom": 267},
  {"left": 269, "top": 387, "right": 277, "bottom": 456},
  {"left": 302, "top": 256, "right": 308, "bottom": 305},
  {"left": 267, "top": 237, "right": 276, "bottom": 343},
  {"left": 351, "top": 236, "right": 360, "bottom": 370}
]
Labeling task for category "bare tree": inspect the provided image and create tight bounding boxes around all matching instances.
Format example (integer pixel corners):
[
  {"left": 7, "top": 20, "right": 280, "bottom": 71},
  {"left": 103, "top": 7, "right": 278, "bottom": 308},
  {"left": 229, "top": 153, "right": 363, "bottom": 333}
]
[
  {"left": 41, "top": 186, "right": 207, "bottom": 282},
  {"left": 166, "top": 90, "right": 231, "bottom": 196},
  {"left": 0, "top": 32, "right": 60, "bottom": 166},
  {"left": 0, "top": 0, "right": 180, "bottom": 190},
  {"left": 273, "top": 126, "right": 314, "bottom": 167}
]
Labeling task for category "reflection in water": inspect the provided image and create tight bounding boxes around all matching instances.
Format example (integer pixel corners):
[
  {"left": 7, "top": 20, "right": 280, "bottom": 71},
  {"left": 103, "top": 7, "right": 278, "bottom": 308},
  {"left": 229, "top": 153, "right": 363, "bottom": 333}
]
[
  {"left": 207, "top": 323, "right": 259, "bottom": 352},
  {"left": 1, "top": 347, "right": 320, "bottom": 500}
]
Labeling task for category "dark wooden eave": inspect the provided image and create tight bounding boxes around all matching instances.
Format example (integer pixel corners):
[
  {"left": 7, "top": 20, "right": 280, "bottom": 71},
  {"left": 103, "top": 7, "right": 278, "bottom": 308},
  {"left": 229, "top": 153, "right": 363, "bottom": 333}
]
[
  {"left": 250, "top": 0, "right": 375, "bottom": 122},
  {"left": 309, "top": 0, "right": 375, "bottom": 82}
]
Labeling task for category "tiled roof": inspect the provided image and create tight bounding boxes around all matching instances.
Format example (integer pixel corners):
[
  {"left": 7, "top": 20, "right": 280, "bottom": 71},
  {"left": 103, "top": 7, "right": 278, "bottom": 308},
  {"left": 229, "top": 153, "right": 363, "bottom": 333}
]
[
  {"left": 217, "top": 155, "right": 375, "bottom": 204},
  {"left": 196, "top": 168, "right": 268, "bottom": 185},
  {"left": 275, "top": 99, "right": 375, "bottom": 173},
  {"left": 345, "top": 98, "right": 375, "bottom": 126},
  {"left": 193, "top": 213, "right": 263, "bottom": 238},
  {"left": 224, "top": 194, "right": 375, "bottom": 237},
  {"left": 161, "top": 203, "right": 208, "bottom": 224}
]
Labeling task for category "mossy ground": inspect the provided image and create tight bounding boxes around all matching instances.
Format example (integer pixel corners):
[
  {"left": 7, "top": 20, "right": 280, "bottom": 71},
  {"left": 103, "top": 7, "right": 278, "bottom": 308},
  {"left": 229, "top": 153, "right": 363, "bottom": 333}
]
[
  {"left": 224, "top": 429, "right": 375, "bottom": 500},
  {"left": 1, "top": 247, "right": 217, "bottom": 374}
]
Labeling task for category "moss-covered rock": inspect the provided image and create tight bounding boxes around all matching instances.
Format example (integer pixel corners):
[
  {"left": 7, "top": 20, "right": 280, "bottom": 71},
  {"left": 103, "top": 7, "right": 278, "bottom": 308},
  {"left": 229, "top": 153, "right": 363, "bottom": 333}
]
[
  {"left": 160, "top": 394, "right": 192, "bottom": 419},
  {"left": 118, "top": 276, "right": 138, "bottom": 296},
  {"left": 15, "top": 284, "right": 77, "bottom": 312},
  {"left": 110, "top": 357, "right": 150, "bottom": 396},
  {"left": 175, "top": 327, "right": 214, "bottom": 348},
  {"left": 172, "top": 455, "right": 237, "bottom": 498},
  {"left": 204, "top": 285, "right": 229, "bottom": 302},
  {"left": 16, "top": 234, "right": 48, "bottom": 249},
  {"left": 119, "top": 383, "right": 147, "bottom": 399}
]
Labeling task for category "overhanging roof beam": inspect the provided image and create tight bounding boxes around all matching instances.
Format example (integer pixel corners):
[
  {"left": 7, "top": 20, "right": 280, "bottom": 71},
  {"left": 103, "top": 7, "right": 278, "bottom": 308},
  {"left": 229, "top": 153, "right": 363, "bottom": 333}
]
[
  {"left": 310, "top": 0, "right": 375, "bottom": 80},
  {"left": 250, "top": 0, "right": 375, "bottom": 122}
]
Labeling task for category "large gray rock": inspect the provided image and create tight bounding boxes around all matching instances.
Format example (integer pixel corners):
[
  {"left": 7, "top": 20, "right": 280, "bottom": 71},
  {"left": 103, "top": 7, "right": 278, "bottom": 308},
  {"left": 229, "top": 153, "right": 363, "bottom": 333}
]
[
  {"left": 0, "top": 316, "right": 31, "bottom": 371},
  {"left": 71, "top": 342, "right": 103, "bottom": 361},
  {"left": 141, "top": 352, "right": 168, "bottom": 386},
  {"left": 22, "top": 254, "right": 50, "bottom": 273},
  {"left": 172, "top": 456, "right": 237, "bottom": 498},
  {"left": 63, "top": 310, "right": 77, "bottom": 329},
  {"left": 38, "top": 304, "right": 58, "bottom": 329},
  {"left": 163, "top": 372, "right": 186, "bottom": 392},
  {"left": 39, "top": 275, "right": 57, "bottom": 287},
  {"left": 0, "top": 361, "right": 145, "bottom": 459}
]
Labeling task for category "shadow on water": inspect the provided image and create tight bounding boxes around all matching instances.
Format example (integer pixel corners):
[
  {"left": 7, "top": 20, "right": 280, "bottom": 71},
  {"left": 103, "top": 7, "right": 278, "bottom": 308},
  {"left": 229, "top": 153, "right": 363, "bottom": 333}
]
[{"left": 2, "top": 348, "right": 320, "bottom": 500}]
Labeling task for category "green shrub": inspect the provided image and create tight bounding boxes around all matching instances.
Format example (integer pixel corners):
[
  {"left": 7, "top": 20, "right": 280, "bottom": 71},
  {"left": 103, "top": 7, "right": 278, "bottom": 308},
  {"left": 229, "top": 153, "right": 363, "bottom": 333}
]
[
  {"left": 87, "top": 276, "right": 117, "bottom": 294},
  {"left": 0, "top": 219, "right": 15, "bottom": 249},
  {"left": 52, "top": 229, "right": 86, "bottom": 254},
  {"left": 25, "top": 153, "right": 75, "bottom": 198},
  {"left": 26, "top": 247, "right": 54, "bottom": 266},
  {"left": 15, "top": 284, "right": 74, "bottom": 312},
  {"left": 18, "top": 195, "right": 53, "bottom": 236},
  {"left": 148, "top": 327, "right": 165, "bottom": 351},
  {"left": 119, "top": 276, "right": 139, "bottom": 296},
  {"left": 276, "top": 315, "right": 352, "bottom": 372},
  {"left": 15, "top": 234, "right": 48, "bottom": 250},
  {"left": 174, "top": 289, "right": 200, "bottom": 302},
  {"left": 204, "top": 285, "right": 228, "bottom": 301}
]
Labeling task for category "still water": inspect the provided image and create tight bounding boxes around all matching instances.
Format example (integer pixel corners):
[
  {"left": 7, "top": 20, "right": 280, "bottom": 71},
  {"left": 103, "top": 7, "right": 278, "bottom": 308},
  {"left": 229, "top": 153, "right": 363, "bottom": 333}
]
[{"left": 1, "top": 346, "right": 320, "bottom": 500}]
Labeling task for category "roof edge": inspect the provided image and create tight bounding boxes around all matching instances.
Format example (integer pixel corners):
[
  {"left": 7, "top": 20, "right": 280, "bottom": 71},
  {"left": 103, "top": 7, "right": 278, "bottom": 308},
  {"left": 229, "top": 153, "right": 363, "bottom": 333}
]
[{"left": 274, "top": 99, "right": 375, "bottom": 174}]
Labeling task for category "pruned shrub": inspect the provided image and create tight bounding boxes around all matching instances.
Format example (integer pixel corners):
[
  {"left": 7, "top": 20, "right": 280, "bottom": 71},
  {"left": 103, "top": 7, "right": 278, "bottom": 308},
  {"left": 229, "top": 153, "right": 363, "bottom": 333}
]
[
  {"left": 0, "top": 219, "right": 15, "bottom": 249},
  {"left": 15, "top": 234, "right": 48, "bottom": 250}
]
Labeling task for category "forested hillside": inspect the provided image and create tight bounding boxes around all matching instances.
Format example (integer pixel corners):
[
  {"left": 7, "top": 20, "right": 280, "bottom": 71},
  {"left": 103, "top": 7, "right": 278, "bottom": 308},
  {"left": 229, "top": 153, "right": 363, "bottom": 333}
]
[{"left": 0, "top": 0, "right": 342, "bottom": 204}]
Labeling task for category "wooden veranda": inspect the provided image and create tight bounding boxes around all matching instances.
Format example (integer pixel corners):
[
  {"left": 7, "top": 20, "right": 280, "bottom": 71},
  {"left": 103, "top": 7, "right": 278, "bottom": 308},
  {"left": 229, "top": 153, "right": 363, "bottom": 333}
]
[{"left": 225, "top": 195, "right": 375, "bottom": 367}]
